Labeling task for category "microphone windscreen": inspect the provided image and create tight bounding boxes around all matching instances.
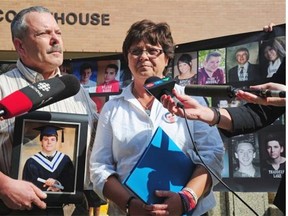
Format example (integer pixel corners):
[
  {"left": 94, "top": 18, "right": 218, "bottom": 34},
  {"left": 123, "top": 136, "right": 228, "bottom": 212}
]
[
  {"left": 145, "top": 76, "right": 162, "bottom": 85},
  {"left": 144, "top": 76, "right": 176, "bottom": 101},
  {"left": 0, "top": 75, "right": 80, "bottom": 119},
  {"left": 184, "top": 85, "right": 235, "bottom": 98},
  {"left": 31, "top": 74, "right": 81, "bottom": 111},
  {"left": 0, "top": 91, "right": 33, "bottom": 118}
]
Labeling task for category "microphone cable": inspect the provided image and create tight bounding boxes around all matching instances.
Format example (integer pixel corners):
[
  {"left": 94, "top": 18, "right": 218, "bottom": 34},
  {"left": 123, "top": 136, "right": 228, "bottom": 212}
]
[{"left": 181, "top": 107, "right": 259, "bottom": 216}]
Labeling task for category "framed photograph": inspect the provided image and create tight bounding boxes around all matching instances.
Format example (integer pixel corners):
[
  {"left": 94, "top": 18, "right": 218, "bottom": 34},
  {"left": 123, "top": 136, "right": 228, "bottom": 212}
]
[
  {"left": 72, "top": 60, "right": 98, "bottom": 93},
  {"left": 197, "top": 48, "right": 226, "bottom": 85},
  {"left": 231, "top": 133, "right": 261, "bottom": 179},
  {"left": 226, "top": 42, "right": 260, "bottom": 84},
  {"left": 95, "top": 59, "right": 121, "bottom": 94},
  {"left": 258, "top": 125, "right": 286, "bottom": 180},
  {"left": 11, "top": 111, "right": 88, "bottom": 205},
  {"left": 173, "top": 52, "right": 198, "bottom": 86}
]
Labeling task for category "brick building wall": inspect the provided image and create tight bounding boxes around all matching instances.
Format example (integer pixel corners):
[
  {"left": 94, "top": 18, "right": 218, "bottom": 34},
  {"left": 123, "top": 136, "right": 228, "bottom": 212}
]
[{"left": 0, "top": 0, "right": 285, "bottom": 60}]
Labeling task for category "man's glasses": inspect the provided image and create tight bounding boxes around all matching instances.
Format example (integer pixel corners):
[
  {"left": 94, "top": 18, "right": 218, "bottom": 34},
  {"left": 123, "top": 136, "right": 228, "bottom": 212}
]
[{"left": 129, "top": 48, "right": 163, "bottom": 59}]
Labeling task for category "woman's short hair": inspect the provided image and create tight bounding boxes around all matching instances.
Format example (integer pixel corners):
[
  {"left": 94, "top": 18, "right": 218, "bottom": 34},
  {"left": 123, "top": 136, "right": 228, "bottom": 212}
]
[{"left": 122, "top": 19, "right": 175, "bottom": 62}]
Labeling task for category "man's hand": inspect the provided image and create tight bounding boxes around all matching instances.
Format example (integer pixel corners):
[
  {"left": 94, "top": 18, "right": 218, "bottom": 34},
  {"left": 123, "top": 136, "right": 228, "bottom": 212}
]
[{"left": 0, "top": 173, "right": 47, "bottom": 210}]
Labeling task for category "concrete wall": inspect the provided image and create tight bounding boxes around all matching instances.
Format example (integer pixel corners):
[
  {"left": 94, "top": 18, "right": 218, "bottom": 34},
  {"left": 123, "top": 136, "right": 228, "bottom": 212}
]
[{"left": 211, "top": 192, "right": 284, "bottom": 216}]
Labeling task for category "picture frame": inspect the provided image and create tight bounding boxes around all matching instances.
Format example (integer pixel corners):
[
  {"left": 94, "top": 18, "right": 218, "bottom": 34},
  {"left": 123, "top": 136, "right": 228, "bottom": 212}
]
[
  {"left": 71, "top": 59, "right": 98, "bottom": 93},
  {"left": 11, "top": 111, "right": 88, "bottom": 205},
  {"left": 173, "top": 52, "right": 198, "bottom": 78},
  {"left": 70, "top": 54, "right": 132, "bottom": 96}
]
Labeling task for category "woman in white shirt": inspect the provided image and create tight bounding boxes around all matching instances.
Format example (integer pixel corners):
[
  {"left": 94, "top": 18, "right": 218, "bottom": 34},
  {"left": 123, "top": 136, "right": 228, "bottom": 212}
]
[{"left": 90, "top": 19, "right": 224, "bottom": 216}]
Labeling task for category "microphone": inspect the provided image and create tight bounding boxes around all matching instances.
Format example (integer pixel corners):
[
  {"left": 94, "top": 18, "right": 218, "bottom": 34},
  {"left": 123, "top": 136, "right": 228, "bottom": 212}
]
[
  {"left": 0, "top": 74, "right": 80, "bottom": 119},
  {"left": 184, "top": 85, "right": 237, "bottom": 98},
  {"left": 185, "top": 84, "right": 286, "bottom": 98},
  {"left": 144, "top": 76, "right": 184, "bottom": 108},
  {"left": 240, "top": 88, "right": 286, "bottom": 98}
]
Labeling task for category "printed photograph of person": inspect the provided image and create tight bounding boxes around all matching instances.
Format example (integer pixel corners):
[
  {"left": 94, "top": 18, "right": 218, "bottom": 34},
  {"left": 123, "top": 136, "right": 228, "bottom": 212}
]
[
  {"left": 22, "top": 125, "right": 75, "bottom": 192},
  {"left": 259, "top": 36, "right": 286, "bottom": 79},
  {"left": 79, "top": 62, "right": 97, "bottom": 93},
  {"left": 226, "top": 43, "right": 260, "bottom": 83},
  {"left": 173, "top": 52, "right": 197, "bottom": 86},
  {"left": 118, "top": 65, "right": 133, "bottom": 89},
  {"left": 232, "top": 135, "right": 261, "bottom": 178},
  {"left": 260, "top": 129, "right": 285, "bottom": 179},
  {"left": 96, "top": 62, "right": 120, "bottom": 93},
  {"left": 198, "top": 49, "right": 226, "bottom": 85}
]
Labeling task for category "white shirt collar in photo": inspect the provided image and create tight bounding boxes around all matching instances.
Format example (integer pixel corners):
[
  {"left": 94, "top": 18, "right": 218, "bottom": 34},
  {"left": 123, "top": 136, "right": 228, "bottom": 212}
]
[{"left": 238, "top": 62, "right": 249, "bottom": 81}]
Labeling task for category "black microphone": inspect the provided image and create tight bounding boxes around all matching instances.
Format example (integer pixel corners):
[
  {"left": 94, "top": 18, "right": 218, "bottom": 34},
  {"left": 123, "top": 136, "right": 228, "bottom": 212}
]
[
  {"left": 184, "top": 84, "right": 237, "bottom": 98},
  {"left": 0, "top": 74, "right": 80, "bottom": 119},
  {"left": 184, "top": 84, "right": 286, "bottom": 98},
  {"left": 240, "top": 88, "right": 286, "bottom": 98},
  {"left": 144, "top": 76, "right": 184, "bottom": 108}
]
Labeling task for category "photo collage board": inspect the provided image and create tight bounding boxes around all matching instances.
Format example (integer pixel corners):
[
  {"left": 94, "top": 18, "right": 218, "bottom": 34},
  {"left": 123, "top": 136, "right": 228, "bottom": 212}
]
[{"left": 173, "top": 24, "right": 286, "bottom": 192}]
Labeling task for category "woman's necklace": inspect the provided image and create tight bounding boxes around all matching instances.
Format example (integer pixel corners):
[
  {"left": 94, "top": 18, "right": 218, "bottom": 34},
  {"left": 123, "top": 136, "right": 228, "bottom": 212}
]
[{"left": 132, "top": 86, "right": 154, "bottom": 116}]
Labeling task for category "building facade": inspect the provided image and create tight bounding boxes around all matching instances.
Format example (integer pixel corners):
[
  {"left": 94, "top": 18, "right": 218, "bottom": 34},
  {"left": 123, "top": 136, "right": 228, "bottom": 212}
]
[{"left": 0, "top": 0, "right": 285, "bottom": 61}]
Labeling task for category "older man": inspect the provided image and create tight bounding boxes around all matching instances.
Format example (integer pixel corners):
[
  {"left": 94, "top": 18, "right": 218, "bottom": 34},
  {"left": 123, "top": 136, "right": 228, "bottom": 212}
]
[{"left": 0, "top": 6, "right": 98, "bottom": 215}]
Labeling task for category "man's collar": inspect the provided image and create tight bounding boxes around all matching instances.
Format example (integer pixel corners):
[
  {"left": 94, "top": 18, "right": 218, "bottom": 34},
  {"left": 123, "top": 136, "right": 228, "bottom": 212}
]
[{"left": 16, "top": 59, "right": 61, "bottom": 84}]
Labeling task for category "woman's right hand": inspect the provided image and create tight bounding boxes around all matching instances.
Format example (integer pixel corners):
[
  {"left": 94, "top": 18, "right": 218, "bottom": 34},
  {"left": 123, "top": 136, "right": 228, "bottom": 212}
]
[
  {"left": 161, "top": 89, "right": 215, "bottom": 124},
  {"left": 129, "top": 198, "right": 170, "bottom": 215}
]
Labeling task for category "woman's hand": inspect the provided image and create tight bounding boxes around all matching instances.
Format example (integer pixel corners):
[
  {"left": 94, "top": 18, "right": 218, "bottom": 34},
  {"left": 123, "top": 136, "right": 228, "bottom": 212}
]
[
  {"left": 236, "top": 83, "right": 286, "bottom": 107},
  {"left": 128, "top": 191, "right": 182, "bottom": 215},
  {"left": 161, "top": 89, "right": 216, "bottom": 125},
  {"left": 155, "top": 190, "right": 183, "bottom": 215},
  {"left": 129, "top": 198, "right": 168, "bottom": 215}
]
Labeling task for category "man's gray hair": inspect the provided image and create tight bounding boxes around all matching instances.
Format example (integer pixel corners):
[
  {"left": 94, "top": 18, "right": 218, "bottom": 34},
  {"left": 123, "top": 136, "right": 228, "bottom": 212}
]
[{"left": 11, "top": 6, "right": 51, "bottom": 41}]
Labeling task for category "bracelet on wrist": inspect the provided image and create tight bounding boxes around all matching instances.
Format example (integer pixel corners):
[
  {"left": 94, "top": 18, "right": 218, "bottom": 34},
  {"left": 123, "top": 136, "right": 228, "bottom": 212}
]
[
  {"left": 125, "top": 196, "right": 136, "bottom": 216},
  {"left": 182, "top": 187, "right": 198, "bottom": 204},
  {"left": 209, "top": 107, "right": 221, "bottom": 127},
  {"left": 178, "top": 191, "right": 189, "bottom": 213},
  {"left": 178, "top": 190, "right": 196, "bottom": 213}
]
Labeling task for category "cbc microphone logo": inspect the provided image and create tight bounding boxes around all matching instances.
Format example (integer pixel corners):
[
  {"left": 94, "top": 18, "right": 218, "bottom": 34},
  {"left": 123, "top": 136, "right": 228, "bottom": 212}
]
[
  {"left": 28, "top": 81, "right": 51, "bottom": 98},
  {"left": 37, "top": 82, "right": 51, "bottom": 92}
]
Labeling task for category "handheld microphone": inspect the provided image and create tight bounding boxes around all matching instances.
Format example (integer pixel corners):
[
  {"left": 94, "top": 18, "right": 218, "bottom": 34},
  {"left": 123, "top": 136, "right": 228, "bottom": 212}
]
[
  {"left": 240, "top": 88, "right": 286, "bottom": 98},
  {"left": 183, "top": 84, "right": 285, "bottom": 98},
  {"left": 144, "top": 76, "right": 184, "bottom": 108},
  {"left": 0, "top": 74, "right": 80, "bottom": 119},
  {"left": 184, "top": 84, "right": 237, "bottom": 98}
]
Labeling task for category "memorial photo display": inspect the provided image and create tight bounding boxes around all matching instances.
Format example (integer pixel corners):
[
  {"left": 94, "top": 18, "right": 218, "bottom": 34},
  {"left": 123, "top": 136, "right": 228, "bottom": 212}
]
[{"left": 174, "top": 24, "right": 285, "bottom": 192}]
